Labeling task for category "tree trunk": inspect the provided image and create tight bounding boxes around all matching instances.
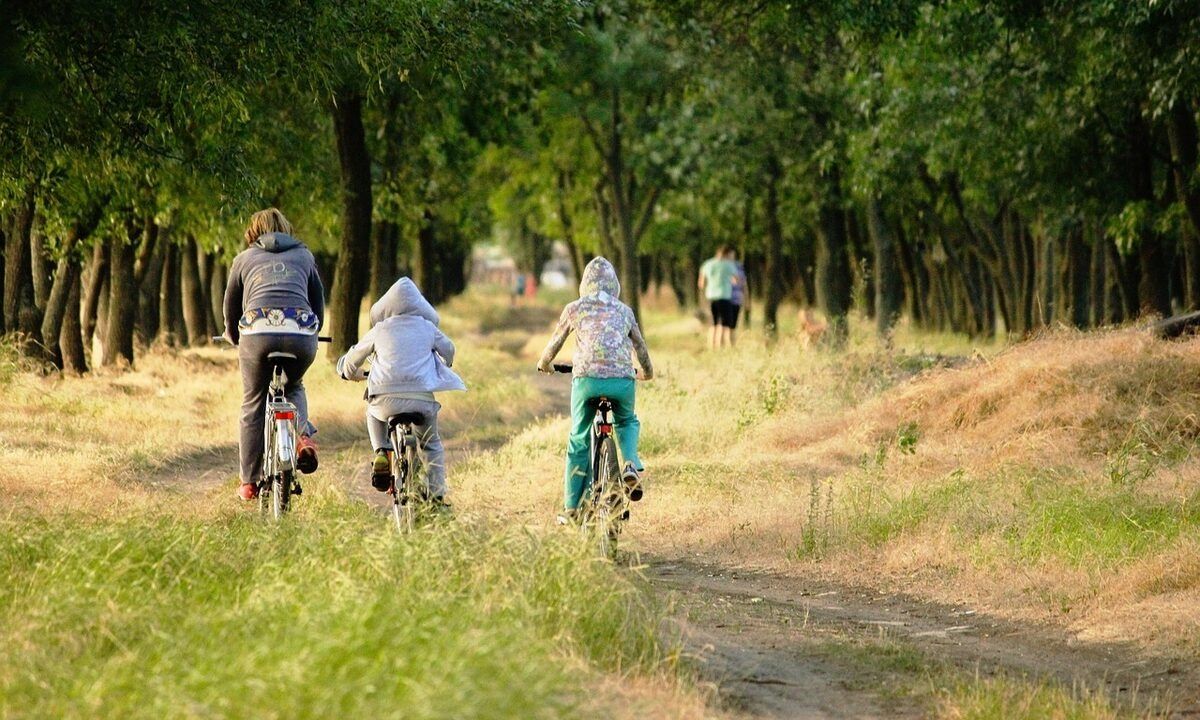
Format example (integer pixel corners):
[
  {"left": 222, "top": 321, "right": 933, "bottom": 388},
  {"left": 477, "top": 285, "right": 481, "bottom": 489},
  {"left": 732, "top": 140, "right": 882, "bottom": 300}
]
[
  {"left": 158, "top": 243, "right": 182, "bottom": 347},
  {"left": 210, "top": 259, "right": 227, "bottom": 333},
  {"left": 1066, "top": 224, "right": 1090, "bottom": 328},
  {"left": 1128, "top": 113, "right": 1172, "bottom": 316},
  {"left": 180, "top": 234, "right": 207, "bottom": 345},
  {"left": 763, "top": 155, "right": 785, "bottom": 336},
  {"left": 30, "top": 220, "right": 50, "bottom": 312},
  {"left": 1089, "top": 229, "right": 1108, "bottom": 326},
  {"left": 815, "top": 167, "right": 852, "bottom": 345},
  {"left": 1167, "top": 100, "right": 1200, "bottom": 241},
  {"left": 413, "top": 208, "right": 437, "bottom": 301},
  {"left": 329, "top": 90, "right": 373, "bottom": 357},
  {"left": 101, "top": 224, "right": 137, "bottom": 367},
  {"left": 369, "top": 220, "right": 398, "bottom": 300},
  {"left": 4, "top": 185, "right": 37, "bottom": 342},
  {"left": 609, "top": 92, "right": 641, "bottom": 324},
  {"left": 81, "top": 237, "right": 110, "bottom": 350},
  {"left": 60, "top": 271, "right": 86, "bottom": 373},
  {"left": 136, "top": 229, "right": 166, "bottom": 345},
  {"left": 867, "top": 194, "right": 901, "bottom": 336},
  {"left": 39, "top": 199, "right": 106, "bottom": 362}
]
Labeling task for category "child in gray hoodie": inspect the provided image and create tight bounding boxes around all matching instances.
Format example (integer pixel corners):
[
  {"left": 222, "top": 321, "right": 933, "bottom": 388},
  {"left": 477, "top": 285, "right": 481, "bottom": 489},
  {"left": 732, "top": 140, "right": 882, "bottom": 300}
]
[{"left": 336, "top": 278, "right": 466, "bottom": 501}]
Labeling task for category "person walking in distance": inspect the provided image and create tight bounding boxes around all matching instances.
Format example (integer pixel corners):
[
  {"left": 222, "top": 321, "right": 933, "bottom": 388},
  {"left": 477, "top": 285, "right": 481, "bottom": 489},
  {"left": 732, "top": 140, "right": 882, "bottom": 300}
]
[
  {"left": 728, "top": 248, "right": 749, "bottom": 346},
  {"left": 698, "top": 245, "right": 740, "bottom": 350}
]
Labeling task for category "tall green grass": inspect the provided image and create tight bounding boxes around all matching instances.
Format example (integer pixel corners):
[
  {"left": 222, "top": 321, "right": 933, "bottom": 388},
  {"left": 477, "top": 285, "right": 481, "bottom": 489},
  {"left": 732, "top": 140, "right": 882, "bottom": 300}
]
[{"left": 0, "top": 498, "right": 667, "bottom": 719}]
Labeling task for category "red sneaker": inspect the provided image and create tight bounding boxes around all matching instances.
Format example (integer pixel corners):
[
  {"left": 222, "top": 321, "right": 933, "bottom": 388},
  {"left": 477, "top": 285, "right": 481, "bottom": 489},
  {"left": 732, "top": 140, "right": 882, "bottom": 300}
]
[
  {"left": 239, "top": 482, "right": 259, "bottom": 501},
  {"left": 297, "top": 435, "right": 318, "bottom": 474}
]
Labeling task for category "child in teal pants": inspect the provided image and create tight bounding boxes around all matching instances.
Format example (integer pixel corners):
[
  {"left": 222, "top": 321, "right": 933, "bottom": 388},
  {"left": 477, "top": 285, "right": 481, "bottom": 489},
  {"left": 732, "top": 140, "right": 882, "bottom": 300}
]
[{"left": 538, "top": 257, "right": 654, "bottom": 513}]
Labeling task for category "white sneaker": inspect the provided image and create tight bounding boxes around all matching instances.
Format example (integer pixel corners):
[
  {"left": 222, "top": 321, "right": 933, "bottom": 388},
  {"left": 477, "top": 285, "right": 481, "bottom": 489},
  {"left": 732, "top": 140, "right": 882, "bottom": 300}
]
[{"left": 622, "top": 463, "right": 643, "bottom": 502}]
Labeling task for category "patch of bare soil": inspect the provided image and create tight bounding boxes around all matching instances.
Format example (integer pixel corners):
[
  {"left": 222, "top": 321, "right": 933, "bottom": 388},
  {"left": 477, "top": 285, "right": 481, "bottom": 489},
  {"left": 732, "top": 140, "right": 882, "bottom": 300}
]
[{"left": 649, "top": 558, "right": 1200, "bottom": 719}]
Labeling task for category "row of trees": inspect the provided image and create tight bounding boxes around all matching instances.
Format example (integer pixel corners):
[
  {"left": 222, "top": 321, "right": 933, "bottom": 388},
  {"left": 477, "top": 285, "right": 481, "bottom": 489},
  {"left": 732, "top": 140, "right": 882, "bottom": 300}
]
[
  {"left": 4, "top": 1, "right": 1200, "bottom": 374},
  {"left": 1, "top": 0, "right": 573, "bottom": 371},
  {"left": 490, "top": 0, "right": 1200, "bottom": 341}
]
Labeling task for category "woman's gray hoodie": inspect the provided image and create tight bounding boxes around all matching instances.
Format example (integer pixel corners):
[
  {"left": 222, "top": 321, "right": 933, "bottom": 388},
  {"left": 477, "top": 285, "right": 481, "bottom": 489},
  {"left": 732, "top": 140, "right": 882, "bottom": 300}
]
[
  {"left": 222, "top": 232, "right": 325, "bottom": 344},
  {"left": 337, "top": 278, "right": 466, "bottom": 396}
]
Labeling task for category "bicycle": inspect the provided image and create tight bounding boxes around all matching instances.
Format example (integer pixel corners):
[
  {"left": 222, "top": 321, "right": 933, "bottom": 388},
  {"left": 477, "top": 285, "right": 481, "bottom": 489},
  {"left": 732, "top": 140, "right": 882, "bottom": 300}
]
[
  {"left": 214, "top": 335, "right": 331, "bottom": 520},
  {"left": 386, "top": 411, "right": 429, "bottom": 532},
  {"left": 544, "top": 362, "right": 634, "bottom": 557},
  {"left": 359, "top": 370, "right": 440, "bottom": 533}
]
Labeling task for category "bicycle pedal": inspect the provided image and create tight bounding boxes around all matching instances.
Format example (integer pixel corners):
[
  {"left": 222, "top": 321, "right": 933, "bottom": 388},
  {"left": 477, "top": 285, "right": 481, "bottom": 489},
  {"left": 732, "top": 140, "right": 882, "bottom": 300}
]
[
  {"left": 292, "top": 483, "right": 303, "bottom": 496},
  {"left": 621, "top": 509, "right": 630, "bottom": 521}
]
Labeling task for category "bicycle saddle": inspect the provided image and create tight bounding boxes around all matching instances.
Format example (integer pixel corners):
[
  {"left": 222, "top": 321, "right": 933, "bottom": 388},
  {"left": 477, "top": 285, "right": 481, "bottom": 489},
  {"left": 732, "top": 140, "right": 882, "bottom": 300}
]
[
  {"left": 388, "top": 412, "right": 426, "bottom": 427},
  {"left": 267, "top": 352, "right": 298, "bottom": 360}
]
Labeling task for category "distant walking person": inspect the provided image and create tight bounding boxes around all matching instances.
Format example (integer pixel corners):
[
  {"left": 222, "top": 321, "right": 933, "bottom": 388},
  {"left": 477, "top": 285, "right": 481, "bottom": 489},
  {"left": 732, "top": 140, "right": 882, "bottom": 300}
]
[
  {"left": 698, "top": 245, "right": 739, "bottom": 350},
  {"left": 223, "top": 208, "right": 325, "bottom": 501},
  {"left": 728, "top": 249, "right": 748, "bottom": 346}
]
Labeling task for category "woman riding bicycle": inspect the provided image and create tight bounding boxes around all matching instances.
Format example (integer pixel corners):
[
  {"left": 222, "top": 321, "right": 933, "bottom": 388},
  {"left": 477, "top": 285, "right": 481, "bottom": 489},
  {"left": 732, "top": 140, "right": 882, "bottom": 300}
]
[{"left": 222, "top": 208, "right": 325, "bottom": 501}]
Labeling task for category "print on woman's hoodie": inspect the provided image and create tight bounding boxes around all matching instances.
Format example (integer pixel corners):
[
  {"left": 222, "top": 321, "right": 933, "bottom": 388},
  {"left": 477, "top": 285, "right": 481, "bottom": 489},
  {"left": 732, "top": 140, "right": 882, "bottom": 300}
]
[{"left": 538, "top": 257, "right": 653, "bottom": 379}]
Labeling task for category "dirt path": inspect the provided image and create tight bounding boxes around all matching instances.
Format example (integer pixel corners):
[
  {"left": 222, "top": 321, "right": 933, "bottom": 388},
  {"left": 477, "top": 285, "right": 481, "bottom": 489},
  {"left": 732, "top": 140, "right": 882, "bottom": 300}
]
[{"left": 647, "top": 558, "right": 1200, "bottom": 718}]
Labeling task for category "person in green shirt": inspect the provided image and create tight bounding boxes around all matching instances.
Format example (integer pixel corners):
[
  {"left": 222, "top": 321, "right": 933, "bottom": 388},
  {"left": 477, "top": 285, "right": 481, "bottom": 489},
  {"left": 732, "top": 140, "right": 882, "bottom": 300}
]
[{"left": 698, "top": 246, "right": 740, "bottom": 350}]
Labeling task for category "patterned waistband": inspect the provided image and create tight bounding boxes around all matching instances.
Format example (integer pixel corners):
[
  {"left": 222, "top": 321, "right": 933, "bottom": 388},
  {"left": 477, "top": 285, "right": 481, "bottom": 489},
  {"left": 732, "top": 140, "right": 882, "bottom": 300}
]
[{"left": 239, "top": 307, "right": 319, "bottom": 335}]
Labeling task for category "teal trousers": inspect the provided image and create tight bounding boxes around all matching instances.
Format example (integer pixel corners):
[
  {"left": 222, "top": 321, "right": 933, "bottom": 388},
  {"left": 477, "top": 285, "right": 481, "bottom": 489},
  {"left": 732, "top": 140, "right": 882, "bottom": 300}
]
[{"left": 564, "top": 376, "right": 642, "bottom": 509}]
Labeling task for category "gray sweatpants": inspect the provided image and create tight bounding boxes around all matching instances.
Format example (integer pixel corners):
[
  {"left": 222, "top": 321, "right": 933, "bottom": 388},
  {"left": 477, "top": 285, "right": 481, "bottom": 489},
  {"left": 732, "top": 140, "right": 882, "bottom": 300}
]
[
  {"left": 366, "top": 396, "right": 446, "bottom": 498},
  {"left": 238, "top": 333, "right": 318, "bottom": 484}
]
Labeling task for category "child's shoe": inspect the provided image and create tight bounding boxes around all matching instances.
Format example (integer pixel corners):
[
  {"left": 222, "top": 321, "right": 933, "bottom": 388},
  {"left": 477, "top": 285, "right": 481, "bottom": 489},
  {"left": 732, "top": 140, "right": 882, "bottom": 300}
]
[
  {"left": 556, "top": 508, "right": 581, "bottom": 527},
  {"left": 622, "top": 463, "right": 643, "bottom": 502},
  {"left": 297, "top": 435, "right": 318, "bottom": 474},
  {"left": 238, "top": 482, "right": 259, "bottom": 501},
  {"left": 371, "top": 450, "right": 393, "bottom": 492}
]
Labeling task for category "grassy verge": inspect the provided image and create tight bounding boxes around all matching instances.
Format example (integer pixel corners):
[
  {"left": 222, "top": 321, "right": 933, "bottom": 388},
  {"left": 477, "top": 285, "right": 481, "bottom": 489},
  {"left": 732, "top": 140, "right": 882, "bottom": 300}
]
[
  {"left": 0, "top": 294, "right": 709, "bottom": 720},
  {"left": 0, "top": 485, "right": 674, "bottom": 718},
  {"left": 811, "top": 635, "right": 1143, "bottom": 719}
]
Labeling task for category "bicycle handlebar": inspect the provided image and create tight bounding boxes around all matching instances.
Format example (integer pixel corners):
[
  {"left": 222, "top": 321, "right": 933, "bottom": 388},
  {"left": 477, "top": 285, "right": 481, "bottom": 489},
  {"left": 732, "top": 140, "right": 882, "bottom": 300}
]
[
  {"left": 539, "top": 362, "right": 647, "bottom": 380},
  {"left": 211, "top": 335, "right": 334, "bottom": 344}
]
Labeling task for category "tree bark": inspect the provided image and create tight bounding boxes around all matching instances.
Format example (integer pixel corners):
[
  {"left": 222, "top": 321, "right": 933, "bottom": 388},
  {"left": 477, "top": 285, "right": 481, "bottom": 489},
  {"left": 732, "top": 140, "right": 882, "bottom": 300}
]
[
  {"left": 369, "top": 220, "right": 398, "bottom": 300},
  {"left": 329, "top": 90, "right": 373, "bottom": 357},
  {"left": 1065, "top": 224, "right": 1090, "bottom": 328},
  {"left": 763, "top": 155, "right": 785, "bottom": 336},
  {"left": 60, "top": 271, "right": 86, "bottom": 373},
  {"left": 4, "top": 185, "right": 37, "bottom": 341},
  {"left": 209, "top": 258, "right": 226, "bottom": 333},
  {"left": 136, "top": 228, "right": 166, "bottom": 345},
  {"left": 101, "top": 224, "right": 137, "bottom": 367},
  {"left": 81, "top": 237, "right": 110, "bottom": 350},
  {"left": 867, "top": 194, "right": 902, "bottom": 336},
  {"left": 815, "top": 166, "right": 852, "bottom": 345},
  {"left": 413, "top": 208, "right": 437, "bottom": 301},
  {"left": 30, "top": 219, "right": 50, "bottom": 312},
  {"left": 1089, "top": 228, "right": 1108, "bottom": 326},
  {"left": 39, "top": 203, "right": 103, "bottom": 365},
  {"left": 158, "top": 243, "right": 182, "bottom": 347},
  {"left": 179, "top": 234, "right": 207, "bottom": 345},
  {"left": 1128, "top": 113, "right": 1172, "bottom": 316}
]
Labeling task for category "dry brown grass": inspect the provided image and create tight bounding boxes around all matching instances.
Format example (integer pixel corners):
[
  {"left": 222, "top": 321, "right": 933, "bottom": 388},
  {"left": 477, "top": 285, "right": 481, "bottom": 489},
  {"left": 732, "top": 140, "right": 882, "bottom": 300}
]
[{"left": 576, "top": 318, "right": 1200, "bottom": 656}]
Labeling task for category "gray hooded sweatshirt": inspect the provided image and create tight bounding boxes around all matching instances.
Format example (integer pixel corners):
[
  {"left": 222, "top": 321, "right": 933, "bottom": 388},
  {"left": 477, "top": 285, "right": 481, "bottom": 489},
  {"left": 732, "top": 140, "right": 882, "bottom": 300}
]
[
  {"left": 222, "top": 232, "right": 325, "bottom": 344},
  {"left": 337, "top": 277, "right": 466, "bottom": 396},
  {"left": 538, "top": 257, "right": 653, "bottom": 380}
]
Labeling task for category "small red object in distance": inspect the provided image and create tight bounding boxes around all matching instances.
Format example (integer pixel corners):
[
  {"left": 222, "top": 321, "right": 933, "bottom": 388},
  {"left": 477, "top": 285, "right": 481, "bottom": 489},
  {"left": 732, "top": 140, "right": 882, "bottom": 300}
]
[
  {"left": 598, "top": 424, "right": 613, "bottom": 434},
  {"left": 274, "top": 411, "right": 295, "bottom": 420}
]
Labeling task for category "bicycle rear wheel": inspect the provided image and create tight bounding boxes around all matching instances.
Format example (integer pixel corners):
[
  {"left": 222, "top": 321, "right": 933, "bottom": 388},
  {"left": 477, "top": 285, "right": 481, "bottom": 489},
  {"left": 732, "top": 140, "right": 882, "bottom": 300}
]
[
  {"left": 591, "top": 436, "right": 621, "bottom": 557},
  {"left": 271, "top": 471, "right": 292, "bottom": 520}
]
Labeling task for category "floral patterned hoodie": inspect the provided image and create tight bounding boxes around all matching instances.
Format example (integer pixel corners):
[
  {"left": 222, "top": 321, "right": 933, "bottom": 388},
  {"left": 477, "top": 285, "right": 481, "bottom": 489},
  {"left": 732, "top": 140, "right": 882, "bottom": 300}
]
[{"left": 538, "top": 257, "right": 653, "bottom": 380}]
